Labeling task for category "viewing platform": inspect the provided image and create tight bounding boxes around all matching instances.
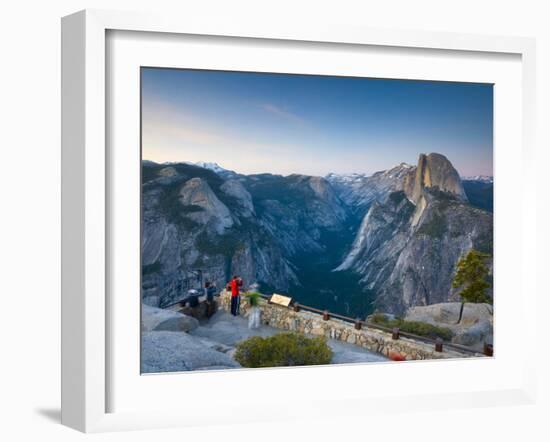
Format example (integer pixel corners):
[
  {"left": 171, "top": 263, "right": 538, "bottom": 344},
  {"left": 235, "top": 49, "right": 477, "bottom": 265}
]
[
  {"left": 216, "top": 290, "right": 486, "bottom": 361},
  {"left": 143, "top": 289, "right": 487, "bottom": 373}
]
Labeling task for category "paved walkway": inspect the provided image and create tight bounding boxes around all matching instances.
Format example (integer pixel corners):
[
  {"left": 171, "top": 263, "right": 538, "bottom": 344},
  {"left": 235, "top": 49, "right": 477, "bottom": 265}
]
[{"left": 190, "top": 310, "right": 388, "bottom": 365}]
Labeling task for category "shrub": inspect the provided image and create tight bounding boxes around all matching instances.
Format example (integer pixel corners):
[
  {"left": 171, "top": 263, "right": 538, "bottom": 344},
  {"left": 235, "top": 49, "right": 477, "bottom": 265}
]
[
  {"left": 370, "top": 312, "right": 392, "bottom": 324},
  {"left": 369, "top": 314, "right": 454, "bottom": 341},
  {"left": 244, "top": 291, "right": 261, "bottom": 307},
  {"left": 398, "top": 320, "right": 454, "bottom": 341},
  {"left": 234, "top": 332, "right": 333, "bottom": 368}
]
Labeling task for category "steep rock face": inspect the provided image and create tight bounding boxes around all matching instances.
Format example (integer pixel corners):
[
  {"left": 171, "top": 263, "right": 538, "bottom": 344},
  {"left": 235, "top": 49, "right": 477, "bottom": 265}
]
[
  {"left": 335, "top": 191, "right": 415, "bottom": 273},
  {"left": 255, "top": 199, "right": 324, "bottom": 255},
  {"left": 178, "top": 177, "right": 233, "bottom": 234},
  {"left": 143, "top": 155, "right": 492, "bottom": 318},
  {"left": 141, "top": 162, "right": 349, "bottom": 308},
  {"left": 404, "top": 153, "right": 467, "bottom": 225},
  {"left": 245, "top": 173, "right": 349, "bottom": 255},
  {"left": 158, "top": 166, "right": 178, "bottom": 177},
  {"left": 220, "top": 179, "right": 254, "bottom": 217},
  {"left": 335, "top": 154, "right": 492, "bottom": 315},
  {"left": 141, "top": 163, "right": 297, "bottom": 307},
  {"left": 281, "top": 174, "right": 347, "bottom": 228},
  {"left": 404, "top": 153, "right": 467, "bottom": 204},
  {"left": 376, "top": 192, "right": 492, "bottom": 313},
  {"left": 308, "top": 175, "right": 347, "bottom": 222}
]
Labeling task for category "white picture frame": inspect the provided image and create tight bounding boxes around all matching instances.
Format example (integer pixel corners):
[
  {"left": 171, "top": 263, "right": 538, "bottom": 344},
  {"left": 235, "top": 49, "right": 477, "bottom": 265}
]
[{"left": 61, "top": 9, "right": 537, "bottom": 433}]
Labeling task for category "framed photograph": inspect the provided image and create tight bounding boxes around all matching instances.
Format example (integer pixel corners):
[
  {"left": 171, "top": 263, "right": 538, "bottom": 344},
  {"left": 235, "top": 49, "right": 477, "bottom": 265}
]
[{"left": 61, "top": 9, "right": 537, "bottom": 432}]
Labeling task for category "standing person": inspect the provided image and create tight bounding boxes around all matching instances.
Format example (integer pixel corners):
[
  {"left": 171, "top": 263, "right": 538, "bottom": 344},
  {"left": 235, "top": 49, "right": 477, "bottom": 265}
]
[
  {"left": 230, "top": 275, "right": 243, "bottom": 316},
  {"left": 205, "top": 281, "right": 216, "bottom": 318},
  {"left": 236, "top": 276, "right": 243, "bottom": 315},
  {"left": 204, "top": 281, "right": 215, "bottom": 302}
]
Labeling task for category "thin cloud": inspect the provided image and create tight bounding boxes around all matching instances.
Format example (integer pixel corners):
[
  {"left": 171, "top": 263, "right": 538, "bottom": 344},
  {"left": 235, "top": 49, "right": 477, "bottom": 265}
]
[
  {"left": 261, "top": 103, "right": 306, "bottom": 126},
  {"left": 143, "top": 120, "right": 223, "bottom": 145}
]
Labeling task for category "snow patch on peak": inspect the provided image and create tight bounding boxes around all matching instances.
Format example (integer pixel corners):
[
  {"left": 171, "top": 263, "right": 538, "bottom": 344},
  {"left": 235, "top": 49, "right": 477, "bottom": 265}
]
[
  {"left": 462, "top": 175, "right": 493, "bottom": 183},
  {"left": 194, "top": 161, "right": 226, "bottom": 173},
  {"left": 182, "top": 161, "right": 237, "bottom": 177}
]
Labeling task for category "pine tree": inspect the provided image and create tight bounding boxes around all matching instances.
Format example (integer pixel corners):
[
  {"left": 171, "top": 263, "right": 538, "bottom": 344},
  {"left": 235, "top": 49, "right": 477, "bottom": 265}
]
[{"left": 452, "top": 249, "right": 492, "bottom": 323}]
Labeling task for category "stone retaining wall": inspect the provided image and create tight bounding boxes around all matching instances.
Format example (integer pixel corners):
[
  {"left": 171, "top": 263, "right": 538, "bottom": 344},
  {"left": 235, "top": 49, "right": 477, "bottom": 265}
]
[{"left": 218, "top": 291, "right": 483, "bottom": 361}]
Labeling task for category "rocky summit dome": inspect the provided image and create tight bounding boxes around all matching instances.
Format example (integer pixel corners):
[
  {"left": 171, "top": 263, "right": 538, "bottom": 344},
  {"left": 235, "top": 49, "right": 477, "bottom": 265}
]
[{"left": 404, "top": 153, "right": 468, "bottom": 205}]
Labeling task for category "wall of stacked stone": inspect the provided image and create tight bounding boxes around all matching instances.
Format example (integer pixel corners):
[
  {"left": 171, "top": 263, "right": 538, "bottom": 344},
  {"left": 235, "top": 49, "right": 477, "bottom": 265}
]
[{"left": 218, "top": 291, "right": 480, "bottom": 361}]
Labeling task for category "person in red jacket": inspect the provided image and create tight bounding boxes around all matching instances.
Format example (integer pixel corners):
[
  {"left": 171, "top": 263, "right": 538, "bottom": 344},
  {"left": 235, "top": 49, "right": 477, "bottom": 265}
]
[{"left": 230, "top": 275, "right": 243, "bottom": 316}]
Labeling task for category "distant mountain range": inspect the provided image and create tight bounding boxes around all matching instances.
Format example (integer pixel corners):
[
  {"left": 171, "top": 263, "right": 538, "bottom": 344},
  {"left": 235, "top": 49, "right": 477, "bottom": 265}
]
[
  {"left": 461, "top": 175, "right": 493, "bottom": 183},
  {"left": 141, "top": 153, "right": 493, "bottom": 317},
  {"left": 325, "top": 163, "right": 414, "bottom": 215}
]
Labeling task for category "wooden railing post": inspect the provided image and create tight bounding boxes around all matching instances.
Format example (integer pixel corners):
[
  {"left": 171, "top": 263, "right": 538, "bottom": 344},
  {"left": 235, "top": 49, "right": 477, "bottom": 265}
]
[
  {"left": 323, "top": 310, "right": 330, "bottom": 321},
  {"left": 435, "top": 338, "right": 443, "bottom": 352},
  {"left": 392, "top": 327, "right": 400, "bottom": 340},
  {"left": 293, "top": 302, "right": 300, "bottom": 312},
  {"left": 354, "top": 318, "right": 362, "bottom": 330},
  {"left": 483, "top": 343, "right": 493, "bottom": 356}
]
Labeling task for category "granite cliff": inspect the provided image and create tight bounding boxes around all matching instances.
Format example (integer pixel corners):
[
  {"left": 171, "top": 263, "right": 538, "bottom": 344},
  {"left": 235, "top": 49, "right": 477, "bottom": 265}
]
[
  {"left": 141, "top": 162, "right": 349, "bottom": 307},
  {"left": 335, "top": 153, "right": 492, "bottom": 314},
  {"left": 142, "top": 153, "right": 492, "bottom": 317}
]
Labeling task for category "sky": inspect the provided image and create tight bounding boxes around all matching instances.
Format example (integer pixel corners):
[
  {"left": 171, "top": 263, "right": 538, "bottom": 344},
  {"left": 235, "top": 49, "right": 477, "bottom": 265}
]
[{"left": 141, "top": 67, "right": 493, "bottom": 177}]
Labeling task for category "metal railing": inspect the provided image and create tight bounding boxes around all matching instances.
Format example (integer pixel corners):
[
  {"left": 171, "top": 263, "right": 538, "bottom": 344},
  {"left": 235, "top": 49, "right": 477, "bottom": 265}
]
[
  {"left": 254, "top": 292, "right": 485, "bottom": 356},
  {"left": 163, "top": 292, "right": 207, "bottom": 310},
  {"left": 160, "top": 289, "right": 489, "bottom": 357},
  {"left": 143, "top": 270, "right": 205, "bottom": 308}
]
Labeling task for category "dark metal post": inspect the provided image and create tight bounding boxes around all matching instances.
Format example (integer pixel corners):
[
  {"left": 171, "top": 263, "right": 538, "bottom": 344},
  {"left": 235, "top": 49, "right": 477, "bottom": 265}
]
[
  {"left": 392, "top": 327, "right": 400, "bottom": 340},
  {"left": 354, "top": 318, "right": 362, "bottom": 330},
  {"left": 435, "top": 338, "right": 443, "bottom": 352},
  {"left": 483, "top": 343, "right": 494, "bottom": 356},
  {"left": 323, "top": 310, "right": 330, "bottom": 321}
]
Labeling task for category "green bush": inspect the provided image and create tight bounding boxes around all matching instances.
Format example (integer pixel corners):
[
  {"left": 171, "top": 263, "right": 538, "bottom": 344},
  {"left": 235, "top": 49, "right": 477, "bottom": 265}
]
[
  {"left": 369, "top": 314, "right": 454, "bottom": 341},
  {"left": 397, "top": 320, "right": 454, "bottom": 341},
  {"left": 234, "top": 332, "right": 333, "bottom": 368},
  {"left": 244, "top": 291, "right": 261, "bottom": 307},
  {"left": 370, "top": 312, "right": 391, "bottom": 324}
]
